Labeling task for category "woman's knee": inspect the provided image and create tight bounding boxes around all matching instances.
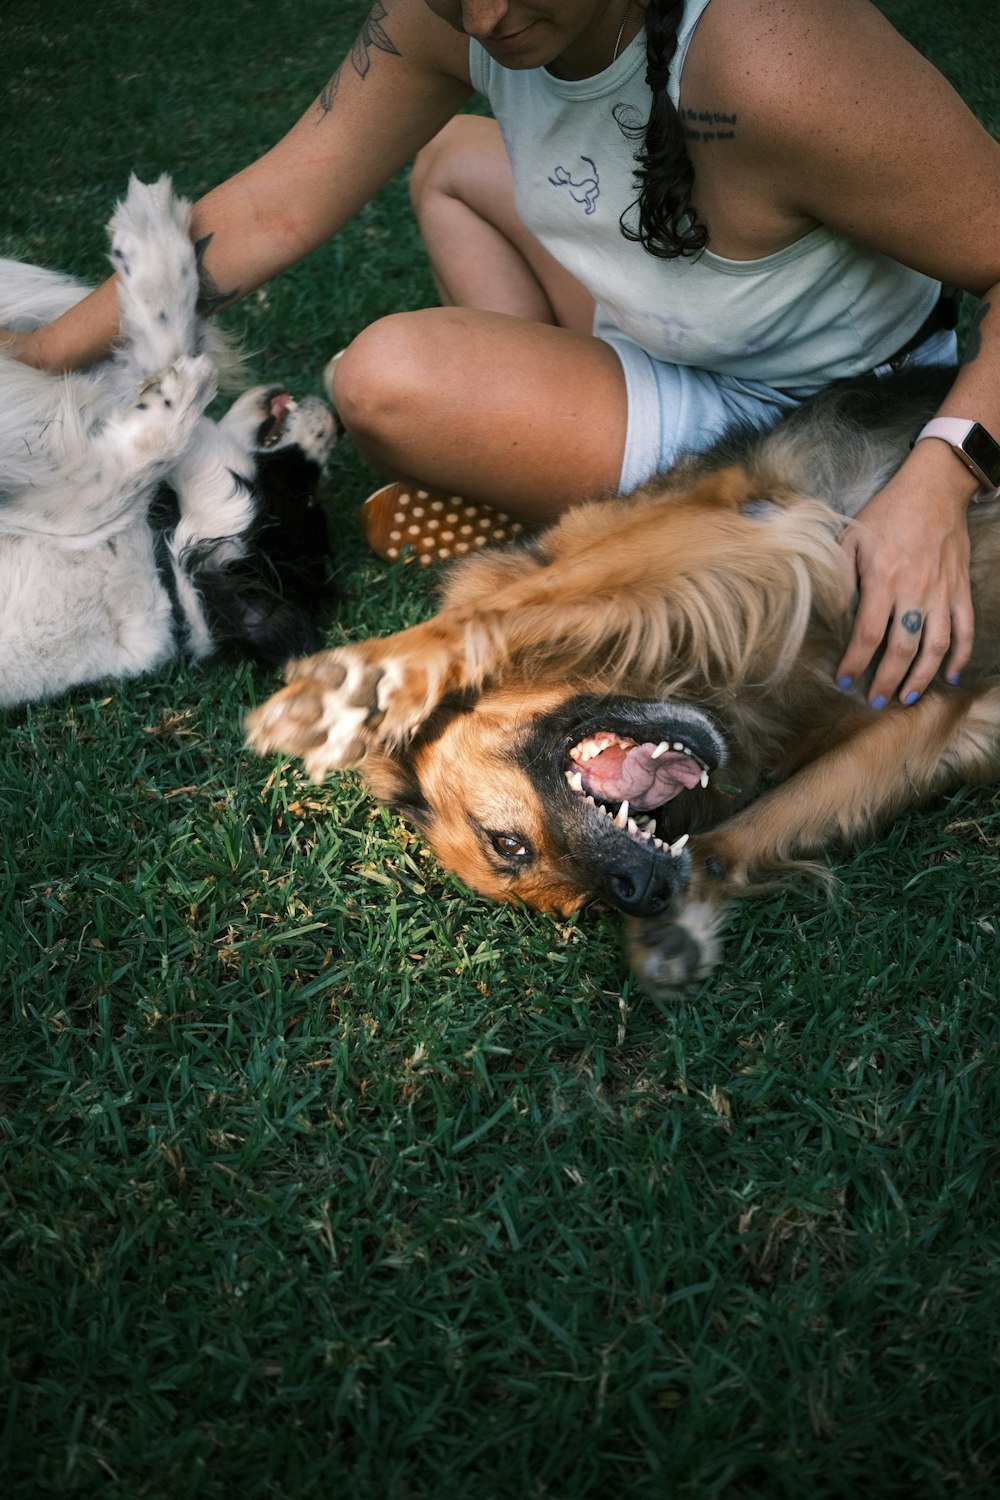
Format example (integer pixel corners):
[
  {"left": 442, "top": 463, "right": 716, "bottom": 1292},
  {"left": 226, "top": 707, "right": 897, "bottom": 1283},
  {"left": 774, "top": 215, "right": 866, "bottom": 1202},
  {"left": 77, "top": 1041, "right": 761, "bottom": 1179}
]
[
  {"left": 410, "top": 115, "right": 503, "bottom": 214},
  {"left": 331, "top": 312, "right": 437, "bottom": 445}
]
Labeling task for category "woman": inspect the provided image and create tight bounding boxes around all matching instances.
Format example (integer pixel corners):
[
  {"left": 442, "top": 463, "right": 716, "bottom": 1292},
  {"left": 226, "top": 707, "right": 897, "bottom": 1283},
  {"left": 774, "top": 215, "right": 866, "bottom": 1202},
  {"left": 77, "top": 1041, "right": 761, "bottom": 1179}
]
[{"left": 5, "top": 0, "right": 1000, "bottom": 708}]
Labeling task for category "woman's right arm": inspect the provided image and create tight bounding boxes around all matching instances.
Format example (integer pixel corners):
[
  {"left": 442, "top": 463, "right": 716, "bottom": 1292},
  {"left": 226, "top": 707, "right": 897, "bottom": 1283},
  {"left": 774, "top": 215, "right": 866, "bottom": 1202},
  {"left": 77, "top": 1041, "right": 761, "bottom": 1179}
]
[{"left": 5, "top": 0, "right": 473, "bottom": 373}]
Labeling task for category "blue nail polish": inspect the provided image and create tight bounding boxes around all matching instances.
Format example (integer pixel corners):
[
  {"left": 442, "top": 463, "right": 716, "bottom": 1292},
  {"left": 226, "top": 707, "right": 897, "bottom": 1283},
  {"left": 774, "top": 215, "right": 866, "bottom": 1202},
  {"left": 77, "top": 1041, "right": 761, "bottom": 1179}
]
[
  {"left": 871, "top": 695, "right": 887, "bottom": 711},
  {"left": 836, "top": 675, "right": 853, "bottom": 691},
  {"left": 903, "top": 691, "right": 920, "bottom": 706},
  {"left": 948, "top": 672, "right": 961, "bottom": 686}
]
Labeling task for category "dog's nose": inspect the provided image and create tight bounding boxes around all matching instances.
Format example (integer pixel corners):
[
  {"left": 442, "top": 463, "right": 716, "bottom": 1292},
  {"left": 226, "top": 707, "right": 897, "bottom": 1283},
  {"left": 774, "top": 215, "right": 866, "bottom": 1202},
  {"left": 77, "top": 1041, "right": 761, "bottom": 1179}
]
[{"left": 603, "top": 861, "right": 682, "bottom": 917}]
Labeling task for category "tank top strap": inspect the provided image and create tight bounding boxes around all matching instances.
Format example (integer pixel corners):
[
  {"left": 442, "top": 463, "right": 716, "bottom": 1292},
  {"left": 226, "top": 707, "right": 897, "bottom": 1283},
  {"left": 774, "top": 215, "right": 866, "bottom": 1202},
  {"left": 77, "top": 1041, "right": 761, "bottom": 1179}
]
[{"left": 668, "top": 0, "right": 714, "bottom": 109}]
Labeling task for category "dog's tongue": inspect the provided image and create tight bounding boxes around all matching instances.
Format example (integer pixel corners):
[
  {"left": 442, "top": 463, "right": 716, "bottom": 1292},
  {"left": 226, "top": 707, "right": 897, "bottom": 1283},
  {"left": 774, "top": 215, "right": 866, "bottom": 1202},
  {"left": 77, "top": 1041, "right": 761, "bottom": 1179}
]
[{"left": 578, "top": 741, "right": 703, "bottom": 811}]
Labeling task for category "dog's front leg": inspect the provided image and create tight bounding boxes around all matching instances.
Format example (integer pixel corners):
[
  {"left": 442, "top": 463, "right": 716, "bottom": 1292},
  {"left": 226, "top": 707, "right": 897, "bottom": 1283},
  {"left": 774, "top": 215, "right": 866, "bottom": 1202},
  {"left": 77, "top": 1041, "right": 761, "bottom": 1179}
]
[
  {"left": 628, "top": 686, "right": 1000, "bottom": 996},
  {"left": 0, "top": 356, "right": 216, "bottom": 542},
  {"left": 246, "top": 606, "right": 491, "bottom": 778},
  {"left": 247, "top": 526, "right": 698, "bottom": 776},
  {"left": 108, "top": 176, "right": 201, "bottom": 380}
]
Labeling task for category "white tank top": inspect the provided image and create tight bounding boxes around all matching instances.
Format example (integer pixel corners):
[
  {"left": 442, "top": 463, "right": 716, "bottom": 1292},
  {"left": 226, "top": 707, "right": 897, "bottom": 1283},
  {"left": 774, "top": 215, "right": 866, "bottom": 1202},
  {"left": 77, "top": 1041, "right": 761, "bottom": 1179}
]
[{"left": 469, "top": 0, "right": 940, "bottom": 390}]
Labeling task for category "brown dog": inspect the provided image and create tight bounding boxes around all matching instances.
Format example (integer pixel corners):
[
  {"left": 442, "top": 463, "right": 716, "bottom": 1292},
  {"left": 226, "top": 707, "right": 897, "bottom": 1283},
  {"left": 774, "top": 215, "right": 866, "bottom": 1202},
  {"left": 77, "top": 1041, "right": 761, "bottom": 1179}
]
[{"left": 247, "top": 370, "right": 1000, "bottom": 995}]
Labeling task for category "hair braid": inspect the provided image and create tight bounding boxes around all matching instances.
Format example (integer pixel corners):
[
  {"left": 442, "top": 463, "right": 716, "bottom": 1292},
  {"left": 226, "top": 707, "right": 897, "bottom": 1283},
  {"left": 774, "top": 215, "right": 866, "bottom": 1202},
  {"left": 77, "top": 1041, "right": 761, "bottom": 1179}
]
[{"left": 616, "top": 0, "right": 708, "bottom": 259}]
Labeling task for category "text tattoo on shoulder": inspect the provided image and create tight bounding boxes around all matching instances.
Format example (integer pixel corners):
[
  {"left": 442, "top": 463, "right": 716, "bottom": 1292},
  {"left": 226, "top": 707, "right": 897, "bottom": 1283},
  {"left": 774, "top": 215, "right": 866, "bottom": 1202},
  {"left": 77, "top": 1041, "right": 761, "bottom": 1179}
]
[
  {"left": 683, "top": 108, "right": 737, "bottom": 144},
  {"left": 316, "top": 1, "right": 401, "bottom": 119}
]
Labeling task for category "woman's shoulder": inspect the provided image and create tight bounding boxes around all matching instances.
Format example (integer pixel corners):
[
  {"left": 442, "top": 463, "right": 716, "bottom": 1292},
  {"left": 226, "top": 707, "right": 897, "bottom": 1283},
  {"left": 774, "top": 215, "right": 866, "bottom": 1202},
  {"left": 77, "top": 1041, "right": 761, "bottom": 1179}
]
[{"left": 687, "top": 0, "right": 938, "bottom": 121}]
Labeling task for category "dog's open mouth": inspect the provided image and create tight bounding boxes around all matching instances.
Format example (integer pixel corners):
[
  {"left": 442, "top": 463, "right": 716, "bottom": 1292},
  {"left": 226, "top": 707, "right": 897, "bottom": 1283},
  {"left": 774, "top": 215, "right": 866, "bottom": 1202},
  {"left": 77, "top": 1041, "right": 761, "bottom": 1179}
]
[
  {"left": 563, "top": 729, "right": 713, "bottom": 856},
  {"left": 256, "top": 390, "right": 297, "bottom": 448}
]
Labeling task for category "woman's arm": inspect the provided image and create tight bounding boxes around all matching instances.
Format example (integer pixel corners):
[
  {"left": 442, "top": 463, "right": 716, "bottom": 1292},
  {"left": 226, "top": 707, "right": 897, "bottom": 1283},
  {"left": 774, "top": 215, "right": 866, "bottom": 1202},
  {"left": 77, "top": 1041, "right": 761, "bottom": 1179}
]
[
  {"left": 701, "top": 0, "right": 1000, "bottom": 705},
  {"left": 4, "top": 0, "right": 473, "bottom": 374}
]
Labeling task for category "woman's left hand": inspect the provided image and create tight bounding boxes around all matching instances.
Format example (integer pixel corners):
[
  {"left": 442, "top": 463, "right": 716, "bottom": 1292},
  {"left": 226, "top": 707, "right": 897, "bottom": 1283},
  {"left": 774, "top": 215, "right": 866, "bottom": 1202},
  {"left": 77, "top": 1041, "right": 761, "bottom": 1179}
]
[{"left": 835, "top": 446, "right": 976, "bottom": 706}]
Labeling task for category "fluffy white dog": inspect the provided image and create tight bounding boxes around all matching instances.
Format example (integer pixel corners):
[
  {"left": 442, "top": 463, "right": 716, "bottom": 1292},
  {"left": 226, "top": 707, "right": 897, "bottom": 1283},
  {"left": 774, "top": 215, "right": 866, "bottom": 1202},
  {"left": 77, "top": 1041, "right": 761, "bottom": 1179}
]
[{"left": 0, "top": 176, "right": 337, "bottom": 706}]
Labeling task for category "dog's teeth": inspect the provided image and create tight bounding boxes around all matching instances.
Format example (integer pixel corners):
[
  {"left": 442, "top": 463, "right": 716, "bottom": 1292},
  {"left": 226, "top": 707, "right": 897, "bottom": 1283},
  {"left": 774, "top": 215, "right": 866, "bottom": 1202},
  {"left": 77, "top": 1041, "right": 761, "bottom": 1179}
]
[
  {"left": 672, "top": 742, "right": 685, "bottom": 753},
  {"left": 627, "top": 817, "right": 639, "bottom": 834},
  {"left": 565, "top": 769, "right": 584, "bottom": 793},
  {"left": 653, "top": 837, "right": 664, "bottom": 850},
  {"left": 650, "top": 741, "right": 669, "bottom": 760},
  {"left": 700, "top": 769, "right": 710, "bottom": 788},
  {"left": 613, "top": 800, "right": 630, "bottom": 829},
  {"left": 668, "top": 834, "right": 689, "bottom": 857}
]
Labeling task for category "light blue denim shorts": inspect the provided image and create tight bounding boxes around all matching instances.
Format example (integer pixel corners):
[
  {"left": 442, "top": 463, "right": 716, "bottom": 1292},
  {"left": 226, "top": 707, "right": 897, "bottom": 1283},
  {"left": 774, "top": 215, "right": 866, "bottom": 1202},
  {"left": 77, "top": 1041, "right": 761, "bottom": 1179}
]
[{"left": 604, "top": 326, "right": 959, "bottom": 496}]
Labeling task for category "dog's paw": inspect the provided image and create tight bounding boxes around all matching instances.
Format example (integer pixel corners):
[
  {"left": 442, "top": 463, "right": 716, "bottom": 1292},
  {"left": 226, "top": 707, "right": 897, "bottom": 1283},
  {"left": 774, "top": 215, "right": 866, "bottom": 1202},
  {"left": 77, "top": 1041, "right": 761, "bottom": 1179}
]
[
  {"left": 246, "top": 646, "right": 405, "bottom": 780},
  {"left": 130, "top": 355, "right": 216, "bottom": 442},
  {"left": 627, "top": 894, "right": 728, "bottom": 997}
]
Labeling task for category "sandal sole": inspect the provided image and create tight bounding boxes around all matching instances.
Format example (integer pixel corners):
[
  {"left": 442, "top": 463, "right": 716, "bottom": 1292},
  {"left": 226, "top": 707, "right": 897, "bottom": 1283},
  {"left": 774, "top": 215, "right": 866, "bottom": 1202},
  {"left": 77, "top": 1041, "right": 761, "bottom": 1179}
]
[{"left": 361, "top": 482, "right": 526, "bottom": 566}]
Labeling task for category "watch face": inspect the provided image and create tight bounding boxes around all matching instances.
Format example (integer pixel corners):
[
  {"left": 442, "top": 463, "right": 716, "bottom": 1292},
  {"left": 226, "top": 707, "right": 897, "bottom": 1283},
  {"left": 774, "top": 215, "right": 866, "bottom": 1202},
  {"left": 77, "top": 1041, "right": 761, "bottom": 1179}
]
[{"left": 965, "top": 424, "right": 1000, "bottom": 488}]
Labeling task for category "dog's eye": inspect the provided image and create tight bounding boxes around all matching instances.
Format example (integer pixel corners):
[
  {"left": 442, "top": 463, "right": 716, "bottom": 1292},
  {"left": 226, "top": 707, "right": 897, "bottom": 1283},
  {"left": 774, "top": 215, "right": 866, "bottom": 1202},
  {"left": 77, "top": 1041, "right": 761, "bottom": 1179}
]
[{"left": 489, "top": 832, "right": 530, "bottom": 860}]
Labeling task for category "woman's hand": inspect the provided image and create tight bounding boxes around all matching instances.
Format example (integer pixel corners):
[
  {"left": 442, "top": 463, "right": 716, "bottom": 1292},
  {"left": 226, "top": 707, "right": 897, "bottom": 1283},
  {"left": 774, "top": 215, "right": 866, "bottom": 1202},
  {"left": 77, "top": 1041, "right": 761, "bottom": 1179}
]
[{"left": 836, "top": 440, "right": 977, "bottom": 706}]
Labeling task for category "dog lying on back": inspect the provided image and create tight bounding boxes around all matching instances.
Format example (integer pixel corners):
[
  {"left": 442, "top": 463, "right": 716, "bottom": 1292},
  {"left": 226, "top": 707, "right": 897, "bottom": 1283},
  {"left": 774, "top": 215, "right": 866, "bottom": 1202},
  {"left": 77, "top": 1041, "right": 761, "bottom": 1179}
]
[
  {"left": 0, "top": 176, "right": 337, "bottom": 706},
  {"left": 247, "top": 369, "right": 1000, "bottom": 995}
]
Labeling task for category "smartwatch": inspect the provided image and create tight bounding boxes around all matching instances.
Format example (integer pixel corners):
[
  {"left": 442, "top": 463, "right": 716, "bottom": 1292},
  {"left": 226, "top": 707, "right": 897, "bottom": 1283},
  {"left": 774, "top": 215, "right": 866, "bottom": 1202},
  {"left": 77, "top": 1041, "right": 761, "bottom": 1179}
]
[{"left": 913, "top": 417, "right": 1000, "bottom": 501}]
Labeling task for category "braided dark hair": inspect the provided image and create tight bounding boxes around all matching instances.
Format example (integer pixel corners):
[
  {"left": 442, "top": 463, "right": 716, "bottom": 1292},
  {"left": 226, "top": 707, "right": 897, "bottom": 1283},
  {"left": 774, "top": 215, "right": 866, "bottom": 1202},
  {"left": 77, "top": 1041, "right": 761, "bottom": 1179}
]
[{"left": 616, "top": 0, "right": 708, "bottom": 259}]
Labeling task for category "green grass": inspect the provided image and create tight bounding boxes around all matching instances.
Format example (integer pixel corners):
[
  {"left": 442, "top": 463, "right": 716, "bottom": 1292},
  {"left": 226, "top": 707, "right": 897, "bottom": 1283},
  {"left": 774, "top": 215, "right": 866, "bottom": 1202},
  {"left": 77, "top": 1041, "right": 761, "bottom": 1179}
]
[{"left": 2, "top": 3, "right": 999, "bottom": 1496}]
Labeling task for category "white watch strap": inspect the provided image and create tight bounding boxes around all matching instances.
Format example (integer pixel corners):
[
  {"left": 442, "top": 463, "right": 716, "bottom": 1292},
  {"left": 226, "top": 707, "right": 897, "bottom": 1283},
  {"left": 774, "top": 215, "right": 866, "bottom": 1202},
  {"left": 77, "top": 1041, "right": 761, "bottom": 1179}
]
[{"left": 914, "top": 417, "right": 1000, "bottom": 501}]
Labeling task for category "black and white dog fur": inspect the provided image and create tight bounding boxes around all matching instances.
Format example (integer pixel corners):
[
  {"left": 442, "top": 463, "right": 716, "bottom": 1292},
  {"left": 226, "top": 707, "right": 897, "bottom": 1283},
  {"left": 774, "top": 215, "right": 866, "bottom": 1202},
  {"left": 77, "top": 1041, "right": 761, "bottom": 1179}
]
[{"left": 0, "top": 176, "right": 337, "bottom": 706}]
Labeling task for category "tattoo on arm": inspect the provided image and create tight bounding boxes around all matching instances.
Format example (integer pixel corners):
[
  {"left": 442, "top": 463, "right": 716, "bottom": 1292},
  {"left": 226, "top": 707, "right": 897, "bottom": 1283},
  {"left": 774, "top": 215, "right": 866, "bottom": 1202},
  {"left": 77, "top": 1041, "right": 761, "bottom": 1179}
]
[
  {"left": 961, "top": 299, "right": 991, "bottom": 367},
  {"left": 193, "top": 233, "right": 241, "bottom": 316},
  {"left": 317, "top": 64, "right": 343, "bottom": 116},
  {"left": 315, "top": 1, "right": 401, "bottom": 121}
]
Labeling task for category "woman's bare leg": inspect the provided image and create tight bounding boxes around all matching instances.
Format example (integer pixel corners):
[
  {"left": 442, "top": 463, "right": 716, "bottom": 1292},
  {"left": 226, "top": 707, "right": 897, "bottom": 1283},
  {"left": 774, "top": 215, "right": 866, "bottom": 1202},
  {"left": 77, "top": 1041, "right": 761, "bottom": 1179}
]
[
  {"left": 332, "top": 306, "right": 627, "bottom": 524},
  {"left": 333, "top": 116, "right": 623, "bottom": 525},
  {"left": 409, "top": 115, "right": 596, "bottom": 332}
]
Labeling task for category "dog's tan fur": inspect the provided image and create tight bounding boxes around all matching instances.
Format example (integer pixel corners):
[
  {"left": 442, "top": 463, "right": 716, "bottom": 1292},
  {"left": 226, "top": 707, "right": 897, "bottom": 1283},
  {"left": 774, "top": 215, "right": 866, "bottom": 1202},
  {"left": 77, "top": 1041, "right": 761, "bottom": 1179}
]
[{"left": 247, "top": 374, "right": 1000, "bottom": 993}]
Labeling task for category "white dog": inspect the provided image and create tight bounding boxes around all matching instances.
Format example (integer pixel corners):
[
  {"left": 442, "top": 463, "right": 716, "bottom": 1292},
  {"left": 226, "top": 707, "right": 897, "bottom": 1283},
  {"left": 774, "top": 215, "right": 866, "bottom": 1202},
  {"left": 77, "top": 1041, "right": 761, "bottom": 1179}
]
[{"left": 0, "top": 176, "right": 337, "bottom": 706}]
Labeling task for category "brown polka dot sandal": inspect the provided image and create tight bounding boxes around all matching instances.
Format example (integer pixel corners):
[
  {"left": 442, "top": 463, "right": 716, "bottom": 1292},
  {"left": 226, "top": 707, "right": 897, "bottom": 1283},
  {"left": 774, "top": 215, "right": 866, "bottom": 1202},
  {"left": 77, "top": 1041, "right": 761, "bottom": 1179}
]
[{"left": 359, "top": 481, "right": 528, "bottom": 567}]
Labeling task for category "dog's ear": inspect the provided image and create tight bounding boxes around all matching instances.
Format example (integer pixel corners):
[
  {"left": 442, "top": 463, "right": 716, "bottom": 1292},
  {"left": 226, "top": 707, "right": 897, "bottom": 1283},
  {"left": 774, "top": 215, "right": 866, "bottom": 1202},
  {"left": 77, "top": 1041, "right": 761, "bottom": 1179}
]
[{"left": 364, "top": 750, "right": 432, "bottom": 828}]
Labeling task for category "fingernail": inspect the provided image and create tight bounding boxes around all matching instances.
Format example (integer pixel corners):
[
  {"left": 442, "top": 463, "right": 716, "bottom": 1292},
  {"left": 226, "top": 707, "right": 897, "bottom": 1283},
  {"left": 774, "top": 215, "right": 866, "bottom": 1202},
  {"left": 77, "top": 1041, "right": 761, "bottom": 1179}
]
[
  {"left": 948, "top": 672, "right": 961, "bottom": 686},
  {"left": 836, "top": 675, "right": 853, "bottom": 691},
  {"left": 871, "top": 695, "right": 887, "bottom": 711},
  {"left": 903, "top": 691, "right": 920, "bottom": 706}
]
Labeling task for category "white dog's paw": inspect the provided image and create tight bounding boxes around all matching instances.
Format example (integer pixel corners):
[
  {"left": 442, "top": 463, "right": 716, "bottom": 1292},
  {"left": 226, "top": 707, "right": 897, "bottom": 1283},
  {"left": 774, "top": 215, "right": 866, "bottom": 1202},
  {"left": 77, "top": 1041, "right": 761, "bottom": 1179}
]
[
  {"left": 247, "top": 646, "right": 406, "bottom": 780},
  {"left": 113, "top": 355, "right": 217, "bottom": 463}
]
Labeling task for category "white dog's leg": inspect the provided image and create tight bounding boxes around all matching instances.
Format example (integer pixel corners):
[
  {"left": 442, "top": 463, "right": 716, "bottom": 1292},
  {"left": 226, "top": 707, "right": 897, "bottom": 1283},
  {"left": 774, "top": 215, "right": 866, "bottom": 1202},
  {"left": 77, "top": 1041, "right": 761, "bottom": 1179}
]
[
  {"left": 0, "top": 355, "right": 217, "bottom": 542},
  {"left": 108, "top": 175, "right": 200, "bottom": 380}
]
